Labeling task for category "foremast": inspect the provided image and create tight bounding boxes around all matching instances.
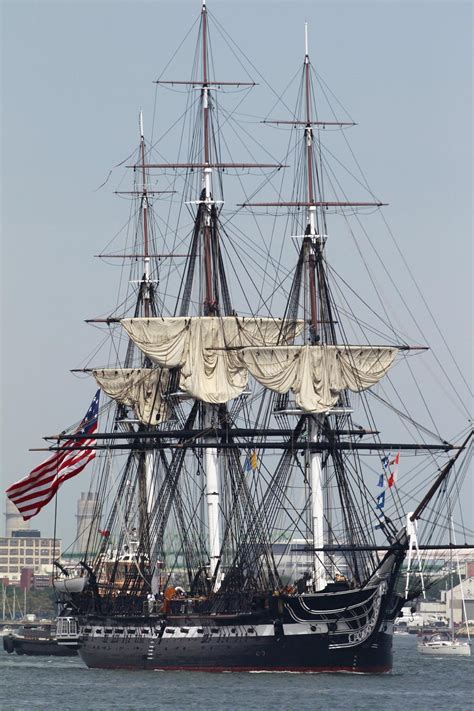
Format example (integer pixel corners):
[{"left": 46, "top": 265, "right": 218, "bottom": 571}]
[
  {"left": 128, "top": 113, "right": 157, "bottom": 578},
  {"left": 105, "top": 113, "right": 165, "bottom": 581}
]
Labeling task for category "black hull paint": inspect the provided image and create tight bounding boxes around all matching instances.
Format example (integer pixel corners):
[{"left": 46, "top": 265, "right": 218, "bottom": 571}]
[
  {"left": 60, "top": 576, "right": 405, "bottom": 673},
  {"left": 77, "top": 628, "right": 393, "bottom": 673}
]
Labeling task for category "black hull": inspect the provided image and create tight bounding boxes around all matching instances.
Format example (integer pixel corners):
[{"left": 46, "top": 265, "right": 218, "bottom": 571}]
[
  {"left": 77, "top": 628, "right": 392, "bottom": 673},
  {"left": 58, "top": 577, "right": 404, "bottom": 673}
]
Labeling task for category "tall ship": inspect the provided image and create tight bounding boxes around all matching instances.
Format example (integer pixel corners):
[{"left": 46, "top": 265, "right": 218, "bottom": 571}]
[{"left": 11, "top": 3, "right": 471, "bottom": 672}]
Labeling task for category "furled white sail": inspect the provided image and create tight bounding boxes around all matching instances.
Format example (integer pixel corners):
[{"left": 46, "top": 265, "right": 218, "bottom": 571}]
[
  {"left": 93, "top": 368, "right": 170, "bottom": 424},
  {"left": 242, "top": 345, "right": 397, "bottom": 412},
  {"left": 121, "top": 318, "right": 396, "bottom": 409},
  {"left": 121, "top": 317, "right": 303, "bottom": 404}
]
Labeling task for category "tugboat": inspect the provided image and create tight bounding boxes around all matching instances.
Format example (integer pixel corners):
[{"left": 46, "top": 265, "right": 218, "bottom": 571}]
[{"left": 3, "top": 621, "right": 77, "bottom": 657}]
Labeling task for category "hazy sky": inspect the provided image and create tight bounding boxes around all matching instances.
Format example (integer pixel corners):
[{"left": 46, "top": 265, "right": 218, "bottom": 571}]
[{"left": 1, "top": 0, "right": 472, "bottom": 544}]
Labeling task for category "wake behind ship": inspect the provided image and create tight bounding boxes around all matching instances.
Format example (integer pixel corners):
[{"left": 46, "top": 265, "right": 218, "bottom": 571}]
[{"left": 13, "top": 2, "right": 470, "bottom": 673}]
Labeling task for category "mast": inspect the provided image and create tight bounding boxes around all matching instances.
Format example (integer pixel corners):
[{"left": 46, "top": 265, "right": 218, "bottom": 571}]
[
  {"left": 230, "top": 22, "right": 384, "bottom": 588},
  {"left": 304, "top": 25, "right": 326, "bottom": 590},
  {"left": 450, "top": 541, "right": 455, "bottom": 639},
  {"left": 309, "top": 416, "right": 326, "bottom": 589},
  {"left": 139, "top": 110, "right": 151, "bottom": 320},
  {"left": 201, "top": 1, "right": 221, "bottom": 589},
  {"left": 452, "top": 517, "right": 471, "bottom": 642},
  {"left": 137, "top": 112, "right": 156, "bottom": 520},
  {"left": 304, "top": 23, "right": 317, "bottom": 244},
  {"left": 201, "top": 1, "right": 215, "bottom": 315}
]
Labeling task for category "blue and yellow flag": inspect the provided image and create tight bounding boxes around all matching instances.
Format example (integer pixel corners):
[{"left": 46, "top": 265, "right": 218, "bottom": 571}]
[
  {"left": 244, "top": 450, "right": 258, "bottom": 472},
  {"left": 250, "top": 450, "right": 258, "bottom": 471}
]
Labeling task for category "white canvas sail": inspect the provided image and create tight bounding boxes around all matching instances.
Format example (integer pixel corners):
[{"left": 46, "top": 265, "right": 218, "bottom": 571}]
[
  {"left": 121, "top": 315, "right": 397, "bottom": 409},
  {"left": 93, "top": 368, "right": 170, "bottom": 424},
  {"left": 242, "top": 345, "right": 397, "bottom": 412},
  {"left": 121, "top": 316, "right": 303, "bottom": 404}
]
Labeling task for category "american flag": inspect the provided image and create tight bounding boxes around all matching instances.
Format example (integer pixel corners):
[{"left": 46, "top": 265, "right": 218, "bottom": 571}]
[{"left": 6, "top": 391, "right": 100, "bottom": 521}]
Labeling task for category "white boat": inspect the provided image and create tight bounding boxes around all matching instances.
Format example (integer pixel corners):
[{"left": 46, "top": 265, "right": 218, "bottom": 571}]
[
  {"left": 418, "top": 519, "right": 471, "bottom": 657},
  {"left": 53, "top": 563, "right": 89, "bottom": 594},
  {"left": 418, "top": 631, "right": 471, "bottom": 656},
  {"left": 53, "top": 576, "right": 88, "bottom": 594}
]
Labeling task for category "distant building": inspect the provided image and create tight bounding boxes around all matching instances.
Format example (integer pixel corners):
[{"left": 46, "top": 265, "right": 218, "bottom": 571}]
[
  {"left": 417, "top": 600, "right": 446, "bottom": 623},
  {"left": 441, "top": 576, "right": 474, "bottom": 625},
  {"left": 76, "top": 492, "right": 101, "bottom": 554},
  {"left": 0, "top": 536, "right": 61, "bottom": 584},
  {"left": 21, "top": 567, "right": 53, "bottom": 591},
  {"left": 33, "top": 573, "right": 52, "bottom": 589},
  {"left": 4, "top": 498, "right": 30, "bottom": 537},
  {"left": 20, "top": 567, "right": 35, "bottom": 591}
]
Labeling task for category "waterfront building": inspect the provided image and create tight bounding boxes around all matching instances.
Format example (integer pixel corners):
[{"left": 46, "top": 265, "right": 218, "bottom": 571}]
[
  {"left": 441, "top": 576, "right": 474, "bottom": 625},
  {"left": 0, "top": 535, "right": 61, "bottom": 584}
]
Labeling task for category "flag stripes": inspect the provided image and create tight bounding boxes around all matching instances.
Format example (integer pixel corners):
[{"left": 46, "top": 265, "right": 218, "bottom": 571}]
[{"left": 6, "top": 392, "right": 100, "bottom": 521}]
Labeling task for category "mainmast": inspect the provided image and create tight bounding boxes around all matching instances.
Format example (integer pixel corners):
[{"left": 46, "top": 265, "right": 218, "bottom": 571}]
[
  {"left": 303, "top": 25, "right": 325, "bottom": 591},
  {"left": 137, "top": 113, "right": 156, "bottom": 530},
  {"left": 304, "top": 24, "right": 317, "bottom": 235},
  {"left": 127, "top": 2, "right": 284, "bottom": 594},
  {"left": 201, "top": 2, "right": 215, "bottom": 315},
  {"left": 200, "top": 1, "right": 221, "bottom": 590},
  {"left": 303, "top": 22, "right": 319, "bottom": 345},
  {"left": 139, "top": 110, "right": 152, "bottom": 319}
]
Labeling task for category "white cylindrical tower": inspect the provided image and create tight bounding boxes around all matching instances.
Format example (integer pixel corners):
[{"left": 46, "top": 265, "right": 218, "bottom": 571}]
[
  {"left": 75, "top": 492, "right": 101, "bottom": 554},
  {"left": 5, "top": 498, "right": 30, "bottom": 537}
]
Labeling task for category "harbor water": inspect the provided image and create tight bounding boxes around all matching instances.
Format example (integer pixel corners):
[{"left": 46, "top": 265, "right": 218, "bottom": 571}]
[{"left": 1, "top": 635, "right": 472, "bottom": 710}]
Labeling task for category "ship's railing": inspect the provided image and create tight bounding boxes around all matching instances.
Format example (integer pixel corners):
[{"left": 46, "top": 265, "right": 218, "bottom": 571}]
[{"left": 56, "top": 617, "right": 80, "bottom": 647}]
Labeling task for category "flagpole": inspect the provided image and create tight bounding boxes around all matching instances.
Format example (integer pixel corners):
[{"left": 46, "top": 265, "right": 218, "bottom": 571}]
[{"left": 52, "top": 444, "right": 59, "bottom": 587}]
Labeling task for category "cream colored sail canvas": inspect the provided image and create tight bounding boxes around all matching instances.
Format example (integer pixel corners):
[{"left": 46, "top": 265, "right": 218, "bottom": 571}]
[
  {"left": 93, "top": 368, "right": 170, "bottom": 424},
  {"left": 121, "top": 316, "right": 303, "bottom": 404}
]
